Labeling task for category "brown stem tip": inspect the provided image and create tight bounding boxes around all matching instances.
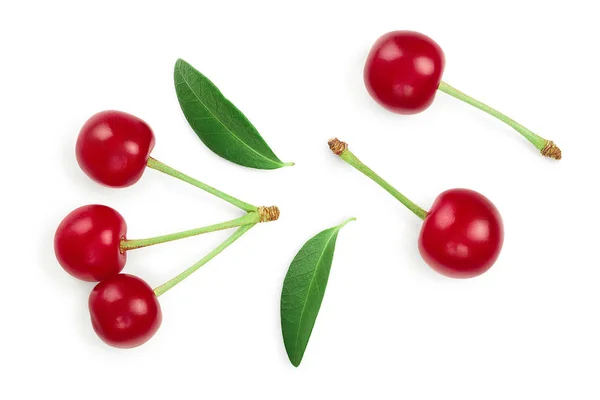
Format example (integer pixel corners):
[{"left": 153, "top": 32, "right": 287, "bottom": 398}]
[
  {"left": 258, "top": 206, "right": 280, "bottom": 222},
  {"left": 540, "top": 140, "right": 562, "bottom": 160},
  {"left": 328, "top": 138, "right": 348, "bottom": 155}
]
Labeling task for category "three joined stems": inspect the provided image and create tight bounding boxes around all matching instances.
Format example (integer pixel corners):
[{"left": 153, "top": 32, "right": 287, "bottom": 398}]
[{"left": 139, "top": 157, "right": 278, "bottom": 296}]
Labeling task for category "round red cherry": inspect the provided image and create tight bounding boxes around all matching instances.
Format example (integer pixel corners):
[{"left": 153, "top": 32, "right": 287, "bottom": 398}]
[
  {"left": 76, "top": 110, "right": 155, "bottom": 187},
  {"left": 418, "top": 189, "right": 504, "bottom": 278},
  {"left": 364, "top": 31, "right": 445, "bottom": 114},
  {"left": 54, "top": 204, "right": 127, "bottom": 282},
  {"left": 89, "top": 274, "right": 162, "bottom": 349}
]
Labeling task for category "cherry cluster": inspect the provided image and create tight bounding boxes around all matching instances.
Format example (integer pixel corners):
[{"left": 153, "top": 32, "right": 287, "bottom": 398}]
[
  {"left": 55, "top": 111, "right": 161, "bottom": 348},
  {"left": 55, "top": 110, "right": 274, "bottom": 348}
]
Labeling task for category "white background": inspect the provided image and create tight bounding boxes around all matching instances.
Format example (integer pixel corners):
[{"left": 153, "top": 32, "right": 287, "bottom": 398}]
[{"left": 1, "top": 0, "right": 599, "bottom": 398}]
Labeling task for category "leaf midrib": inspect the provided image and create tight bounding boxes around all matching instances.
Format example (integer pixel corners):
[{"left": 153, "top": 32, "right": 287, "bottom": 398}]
[
  {"left": 291, "top": 228, "right": 338, "bottom": 364},
  {"left": 175, "top": 64, "right": 281, "bottom": 168}
]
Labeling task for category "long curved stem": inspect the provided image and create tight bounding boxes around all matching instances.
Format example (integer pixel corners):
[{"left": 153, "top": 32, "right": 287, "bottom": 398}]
[
  {"left": 438, "top": 81, "right": 561, "bottom": 159},
  {"left": 328, "top": 139, "right": 428, "bottom": 220},
  {"left": 153, "top": 224, "right": 255, "bottom": 297},
  {"left": 121, "top": 212, "right": 259, "bottom": 251},
  {"left": 146, "top": 157, "right": 257, "bottom": 212}
]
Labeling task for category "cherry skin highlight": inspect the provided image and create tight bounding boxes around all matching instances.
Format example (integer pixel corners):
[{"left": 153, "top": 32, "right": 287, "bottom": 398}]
[
  {"left": 418, "top": 189, "right": 504, "bottom": 278},
  {"left": 364, "top": 31, "right": 445, "bottom": 114},
  {"left": 54, "top": 204, "right": 127, "bottom": 282},
  {"left": 76, "top": 110, "right": 155, "bottom": 187},
  {"left": 89, "top": 274, "right": 162, "bottom": 349}
]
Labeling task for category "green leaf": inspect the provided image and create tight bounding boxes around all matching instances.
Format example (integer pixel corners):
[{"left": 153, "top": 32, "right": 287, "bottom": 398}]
[
  {"left": 174, "top": 58, "right": 293, "bottom": 170},
  {"left": 280, "top": 218, "right": 355, "bottom": 367}
]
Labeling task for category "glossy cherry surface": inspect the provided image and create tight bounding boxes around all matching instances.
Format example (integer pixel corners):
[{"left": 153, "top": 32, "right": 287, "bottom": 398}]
[
  {"left": 76, "top": 110, "right": 155, "bottom": 187},
  {"left": 54, "top": 204, "right": 127, "bottom": 282},
  {"left": 89, "top": 274, "right": 162, "bottom": 349},
  {"left": 418, "top": 189, "right": 503, "bottom": 278},
  {"left": 364, "top": 31, "right": 445, "bottom": 114}
]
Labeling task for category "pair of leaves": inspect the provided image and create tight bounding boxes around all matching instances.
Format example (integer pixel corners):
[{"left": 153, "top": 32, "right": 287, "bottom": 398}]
[
  {"left": 280, "top": 218, "right": 354, "bottom": 367},
  {"left": 174, "top": 59, "right": 292, "bottom": 170},
  {"left": 174, "top": 58, "right": 351, "bottom": 367}
]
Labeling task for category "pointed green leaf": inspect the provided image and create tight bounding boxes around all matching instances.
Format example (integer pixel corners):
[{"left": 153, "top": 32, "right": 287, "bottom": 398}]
[
  {"left": 174, "top": 58, "right": 292, "bottom": 170},
  {"left": 280, "top": 218, "right": 355, "bottom": 367}
]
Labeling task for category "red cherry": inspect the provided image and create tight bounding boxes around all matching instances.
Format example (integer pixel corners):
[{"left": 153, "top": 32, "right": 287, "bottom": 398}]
[
  {"left": 54, "top": 205, "right": 127, "bottom": 282},
  {"left": 418, "top": 189, "right": 504, "bottom": 278},
  {"left": 89, "top": 274, "right": 162, "bottom": 348},
  {"left": 76, "top": 110, "right": 155, "bottom": 187},
  {"left": 364, "top": 31, "right": 445, "bottom": 114}
]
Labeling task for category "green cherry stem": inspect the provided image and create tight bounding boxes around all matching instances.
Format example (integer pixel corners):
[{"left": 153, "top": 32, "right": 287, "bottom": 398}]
[
  {"left": 328, "top": 138, "right": 428, "bottom": 220},
  {"left": 146, "top": 157, "right": 257, "bottom": 212},
  {"left": 153, "top": 223, "right": 255, "bottom": 297},
  {"left": 121, "top": 212, "right": 260, "bottom": 251},
  {"left": 437, "top": 81, "right": 562, "bottom": 160}
]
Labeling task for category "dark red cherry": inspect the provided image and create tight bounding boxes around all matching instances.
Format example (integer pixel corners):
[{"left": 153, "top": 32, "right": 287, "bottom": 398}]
[
  {"left": 54, "top": 204, "right": 127, "bottom": 282},
  {"left": 418, "top": 189, "right": 504, "bottom": 278},
  {"left": 364, "top": 31, "right": 445, "bottom": 114},
  {"left": 76, "top": 110, "right": 155, "bottom": 187},
  {"left": 89, "top": 274, "right": 162, "bottom": 349}
]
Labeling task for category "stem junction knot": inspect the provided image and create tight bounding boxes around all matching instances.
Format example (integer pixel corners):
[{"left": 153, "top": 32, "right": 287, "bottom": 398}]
[
  {"left": 540, "top": 140, "right": 562, "bottom": 160},
  {"left": 328, "top": 138, "right": 348, "bottom": 155},
  {"left": 258, "top": 206, "right": 280, "bottom": 222}
]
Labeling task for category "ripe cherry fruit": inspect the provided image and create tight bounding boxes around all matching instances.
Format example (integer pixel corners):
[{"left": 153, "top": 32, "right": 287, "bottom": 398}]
[
  {"left": 364, "top": 30, "right": 561, "bottom": 159},
  {"left": 418, "top": 189, "right": 503, "bottom": 278},
  {"left": 89, "top": 274, "right": 162, "bottom": 348},
  {"left": 364, "top": 31, "right": 444, "bottom": 114},
  {"left": 329, "top": 139, "right": 503, "bottom": 278},
  {"left": 54, "top": 204, "right": 126, "bottom": 282},
  {"left": 76, "top": 110, "right": 155, "bottom": 187}
]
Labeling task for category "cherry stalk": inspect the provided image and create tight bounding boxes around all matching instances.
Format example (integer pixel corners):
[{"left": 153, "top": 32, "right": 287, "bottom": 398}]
[
  {"left": 328, "top": 138, "right": 504, "bottom": 279},
  {"left": 153, "top": 224, "right": 254, "bottom": 296},
  {"left": 364, "top": 31, "right": 561, "bottom": 159},
  {"left": 146, "top": 157, "right": 256, "bottom": 212}
]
